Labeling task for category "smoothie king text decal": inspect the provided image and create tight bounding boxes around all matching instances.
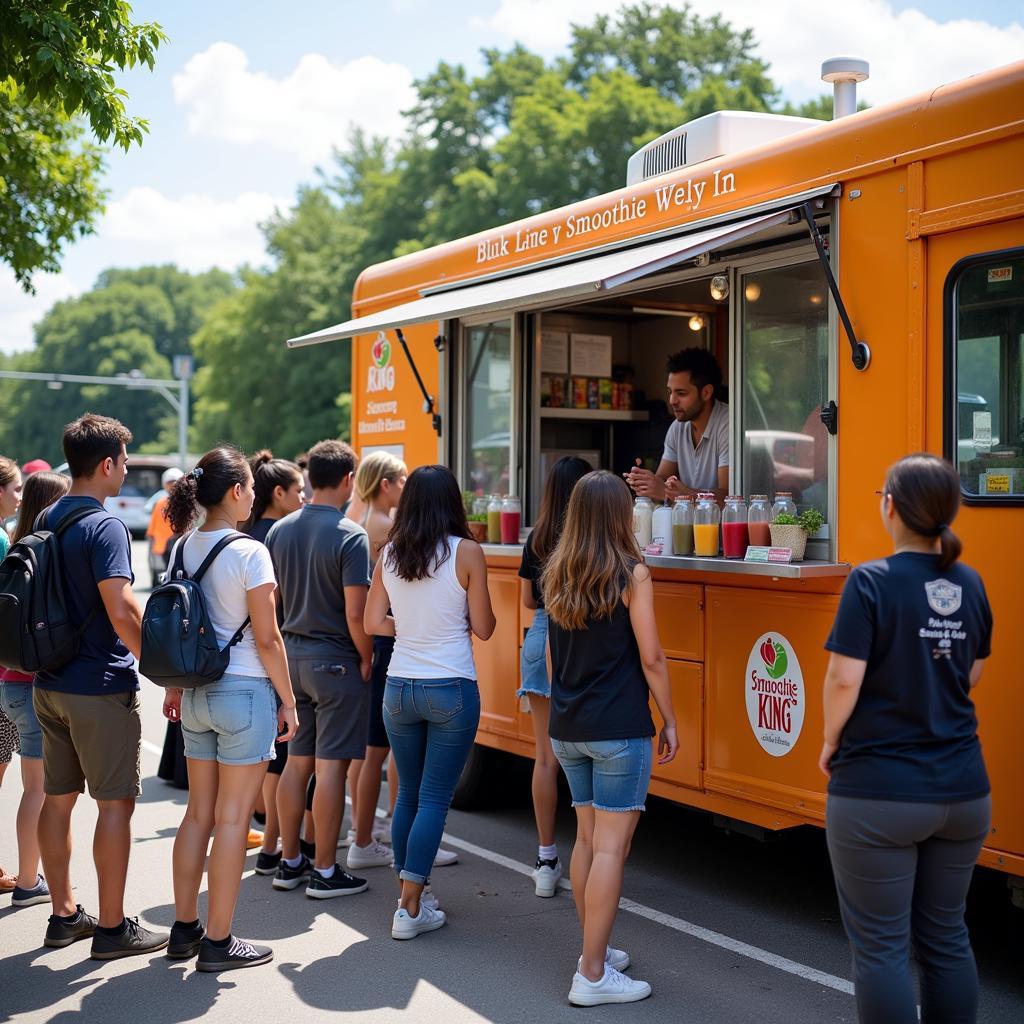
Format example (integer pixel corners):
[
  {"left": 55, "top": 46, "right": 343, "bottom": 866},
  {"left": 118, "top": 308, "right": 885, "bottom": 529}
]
[
  {"left": 745, "top": 632, "right": 805, "bottom": 757},
  {"left": 359, "top": 332, "right": 406, "bottom": 437}
]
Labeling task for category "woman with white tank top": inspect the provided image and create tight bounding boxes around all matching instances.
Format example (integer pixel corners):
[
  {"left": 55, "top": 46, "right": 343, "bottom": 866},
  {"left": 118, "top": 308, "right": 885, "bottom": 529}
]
[{"left": 365, "top": 465, "right": 495, "bottom": 940}]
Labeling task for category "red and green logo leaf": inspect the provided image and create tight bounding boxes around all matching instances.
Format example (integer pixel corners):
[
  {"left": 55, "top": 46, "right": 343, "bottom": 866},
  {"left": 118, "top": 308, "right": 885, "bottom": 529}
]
[
  {"left": 761, "top": 638, "right": 788, "bottom": 679},
  {"left": 371, "top": 334, "right": 391, "bottom": 368}
]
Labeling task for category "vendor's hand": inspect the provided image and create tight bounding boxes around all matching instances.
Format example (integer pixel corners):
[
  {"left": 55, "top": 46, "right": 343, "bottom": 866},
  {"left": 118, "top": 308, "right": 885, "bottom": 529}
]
[
  {"left": 624, "top": 467, "right": 665, "bottom": 501},
  {"left": 818, "top": 739, "right": 838, "bottom": 778},
  {"left": 277, "top": 705, "right": 298, "bottom": 743},
  {"left": 664, "top": 475, "right": 684, "bottom": 502},
  {"left": 657, "top": 723, "right": 679, "bottom": 764},
  {"left": 360, "top": 658, "right": 372, "bottom": 683},
  {"left": 162, "top": 688, "right": 183, "bottom": 722}
]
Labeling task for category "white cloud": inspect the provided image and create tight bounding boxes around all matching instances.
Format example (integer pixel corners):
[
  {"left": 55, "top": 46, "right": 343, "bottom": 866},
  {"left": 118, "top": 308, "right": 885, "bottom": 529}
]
[
  {"left": 480, "top": 0, "right": 1024, "bottom": 106},
  {"left": 172, "top": 42, "right": 417, "bottom": 164},
  {"left": 101, "top": 187, "right": 286, "bottom": 273},
  {"left": 0, "top": 271, "right": 83, "bottom": 354}
]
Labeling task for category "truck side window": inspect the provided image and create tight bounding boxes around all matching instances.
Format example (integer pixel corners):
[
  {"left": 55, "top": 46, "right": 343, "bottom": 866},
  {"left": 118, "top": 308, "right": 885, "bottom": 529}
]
[
  {"left": 463, "top": 320, "right": 514, "bottom": 498},
  {"left": 951, "top": 252, "right": 1024, "bottom": 497}
]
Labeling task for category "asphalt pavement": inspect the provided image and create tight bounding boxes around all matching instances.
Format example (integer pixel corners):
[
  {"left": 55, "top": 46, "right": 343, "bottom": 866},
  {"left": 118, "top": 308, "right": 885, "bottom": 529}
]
[{"left": 0, "top": 542, "right": 1021, "bottom": 1023}]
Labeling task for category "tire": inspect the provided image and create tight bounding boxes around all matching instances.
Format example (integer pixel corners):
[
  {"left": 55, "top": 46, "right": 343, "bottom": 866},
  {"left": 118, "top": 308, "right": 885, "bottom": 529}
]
[{"left": 451, "top": 743, "right": 492, "bottom": 809}]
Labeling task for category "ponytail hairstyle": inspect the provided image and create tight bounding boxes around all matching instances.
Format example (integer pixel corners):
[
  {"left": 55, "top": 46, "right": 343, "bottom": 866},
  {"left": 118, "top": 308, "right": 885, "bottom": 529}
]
[
  {"left": 12, "top": 471, "right": 70, "bottom": 543},
  {"left": 354, "top": 451, "right": 407, "bottom": 504},
  {"left": 884, "top": 453, "right": 962, "bottom": 570},
  {"left": 247, "top": 449, "right": 302, "bottom": 526},
  {"left": 166, "top": 446, "right": 250, "bottom": 535}
]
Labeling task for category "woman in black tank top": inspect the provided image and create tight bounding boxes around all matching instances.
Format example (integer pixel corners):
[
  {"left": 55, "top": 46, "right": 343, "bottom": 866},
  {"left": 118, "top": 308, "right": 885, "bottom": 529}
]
[{"left": 542, "top": 471, "right": 678, "bottom": 1007}]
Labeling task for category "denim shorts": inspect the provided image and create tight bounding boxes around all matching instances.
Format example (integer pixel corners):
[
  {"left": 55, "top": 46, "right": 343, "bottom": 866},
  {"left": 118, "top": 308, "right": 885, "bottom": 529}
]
[
  {"left": 0, "top": 681, "right": 42, "bottom": 759},
  {"left": 551, "top": 736, "right": 652, "bottom": 812},
  {"left": 181, "top": 674, "right": 277, "bottom": 766},
  {"left": 517, "top": 609, "right": 550, "bottom": 699}
]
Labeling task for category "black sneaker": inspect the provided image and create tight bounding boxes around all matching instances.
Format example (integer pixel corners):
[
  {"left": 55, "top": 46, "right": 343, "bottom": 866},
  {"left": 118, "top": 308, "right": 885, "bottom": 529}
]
[
  {"left": 254, "top": 850, "right": 282, "bottom": 876},
  {"left": 44, "top": 905, "right": 98, "bottom": 948},
  {"left": 299, "top": 838, "right": 316, "bottom": 860},
  {"left": 272, "top": 854, "right": 312, "bottom": 891},
  {"left": 305, "top": 865, "right": 368, "bottom": 899},
  {"left": 196, "top": 935, "right": 273, "bottom": 973},
  {"left": 167, "top": 920, "right": 205, "bottom": 960},
  {"left": 90, "top": 917, "right": 169, "bottom": 960}
]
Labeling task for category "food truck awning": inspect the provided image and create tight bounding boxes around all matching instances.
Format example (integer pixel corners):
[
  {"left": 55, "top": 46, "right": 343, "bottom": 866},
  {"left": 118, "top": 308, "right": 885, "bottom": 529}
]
[{"left": 286, "top": 186, "right": 837, "bottom": 348}]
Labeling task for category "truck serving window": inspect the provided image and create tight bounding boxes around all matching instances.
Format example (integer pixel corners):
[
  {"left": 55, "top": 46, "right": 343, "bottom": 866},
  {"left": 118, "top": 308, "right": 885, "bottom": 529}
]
[
  {"left": 948, "top": 251, "right": 1024, "bottom": 500},
  {"left": 739, "top": 259, "right": 830, "bottom": 526},
  {"left": 463, "top": 320, "right": 514, "bottom": 498}
]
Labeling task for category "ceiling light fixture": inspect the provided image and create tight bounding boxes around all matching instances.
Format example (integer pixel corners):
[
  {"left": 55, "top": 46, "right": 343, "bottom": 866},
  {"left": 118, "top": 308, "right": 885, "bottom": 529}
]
[
  {"left": 709, "top": 274, "right": 729, "bottom": 301},
  {"left": 688, "top": 314, "right": 705, "bottom": 332},
  {"left": 744, "top": 282, "right": 761, "bottom": 302}
]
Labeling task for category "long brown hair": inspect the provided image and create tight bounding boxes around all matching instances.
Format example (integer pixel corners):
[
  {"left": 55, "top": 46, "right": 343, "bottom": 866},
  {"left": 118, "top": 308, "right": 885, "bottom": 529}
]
[
  {"left": 884, "top": 453, "right": 962, "bottom": 570},
  {"left": 166, "top": 446, "right": 250, "bottom": 535},
  {"left": 12, "top": 472, "right": 70, "bottom": 543},
  {"left": 530, "top": 456, "right": 592, "bottom": 562},
  {"left": 542, "top": 471, "right": 639, "bottom": 630}
]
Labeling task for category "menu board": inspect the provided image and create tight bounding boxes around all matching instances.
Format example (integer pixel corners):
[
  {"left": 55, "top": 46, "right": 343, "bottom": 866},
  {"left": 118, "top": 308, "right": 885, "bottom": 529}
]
[
  {"left": 570, "top": 333, "right": 612, "bottom": 378},
  {"left": 541, "top": 330, "right": 569, "bottom": 374}
]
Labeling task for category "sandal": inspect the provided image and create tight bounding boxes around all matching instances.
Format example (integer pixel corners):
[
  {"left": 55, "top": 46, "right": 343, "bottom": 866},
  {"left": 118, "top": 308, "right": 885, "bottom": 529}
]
[{"left": 0, "top": 866, "right": 16, "bottom": 893}]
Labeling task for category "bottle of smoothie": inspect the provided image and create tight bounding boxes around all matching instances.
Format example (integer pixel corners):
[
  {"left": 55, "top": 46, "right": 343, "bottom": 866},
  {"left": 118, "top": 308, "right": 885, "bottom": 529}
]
[
  {"left": 748, "top": 495, "right": 771, "bottom": 547},
  {"left": 500, "top": 496, "right": 521, "bottom": 544},
  {"left": 651, "top": 500, "right": 672, "bottom": 554},
  {"left": 632, "top": 497, "right": 654, "bottom": 550},
  {"left": 721, "top": 495, "right": 749, "bottom": 558},
  {"left": 671, "top": 497, "right": 694, "bottom": 555},
  {"left": 487, "top": 495, "right": 503, "bottom": 544},
  {"left": 771, "top": 491, "right": 797, "bottom": 520},
  {"left": 693, "top": 493, "right": 721, "bottom": 556}
]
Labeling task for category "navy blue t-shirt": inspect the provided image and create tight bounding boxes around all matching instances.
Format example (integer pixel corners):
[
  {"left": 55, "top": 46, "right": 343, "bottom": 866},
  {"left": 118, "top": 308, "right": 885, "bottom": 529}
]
[
  {"left": 825, "top": 552, "right": 991, "bottom": 802},
  {"left": 34, "top": 496, "right": 138, "bottom": 696}
]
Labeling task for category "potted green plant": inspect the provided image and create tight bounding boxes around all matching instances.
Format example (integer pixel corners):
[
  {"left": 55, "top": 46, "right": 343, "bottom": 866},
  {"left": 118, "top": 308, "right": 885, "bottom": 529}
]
[
  {"left": 467, "top": 513, "right": 489, "bottom": 543},
  {"left": 768, "top": 508, "right": 825, "bottom": 562}
]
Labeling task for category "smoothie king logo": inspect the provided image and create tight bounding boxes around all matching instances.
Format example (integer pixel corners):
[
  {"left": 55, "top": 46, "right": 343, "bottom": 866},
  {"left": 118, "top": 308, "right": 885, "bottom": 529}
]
[
  {"left": 367, "top": 332, "right": 395, "bottom": 392},
  {"left": 745, "top": 632, "right": 805, "bottom": 757}
]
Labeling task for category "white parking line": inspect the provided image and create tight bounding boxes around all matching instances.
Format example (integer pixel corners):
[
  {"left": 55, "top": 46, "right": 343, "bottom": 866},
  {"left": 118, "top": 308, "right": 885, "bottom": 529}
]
[
  {"left": 141, "top": 738, "right": 163, "bottom": 757},
  {"left": 438, "top": 831, "right": 854, "bottom": 996}
]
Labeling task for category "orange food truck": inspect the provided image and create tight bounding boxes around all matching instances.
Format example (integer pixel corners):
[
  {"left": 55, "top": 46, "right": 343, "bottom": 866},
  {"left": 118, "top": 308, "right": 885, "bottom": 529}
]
[{"left": 288, "top": 60, "right": 1024, "bottom": 897}]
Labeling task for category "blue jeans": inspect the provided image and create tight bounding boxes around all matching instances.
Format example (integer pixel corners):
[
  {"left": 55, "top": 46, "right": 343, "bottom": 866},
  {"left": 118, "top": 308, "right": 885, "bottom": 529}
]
[
  {"left": 0, "top": 681, "right": 42, "bottom": 759},
  {"left": 551, "top": 737, "right": 652, "bottom": 812},
  {"left": 180, "top": 674, "right": 277, "bottom": 766},
  {"left": 517, "top": 609, "right": 550, "bottom": 698},
  {"left": 384, "top": 676, "right": 480, "bottom": 884}
]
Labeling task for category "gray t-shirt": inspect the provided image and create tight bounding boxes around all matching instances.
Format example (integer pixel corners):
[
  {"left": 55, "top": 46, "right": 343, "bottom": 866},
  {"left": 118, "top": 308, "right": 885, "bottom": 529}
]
[
  {"left": 662, "top": 400, "right": 730, "bottom": 491},
  {"left": 267, "top": 504, "right": 370, "bottom": 658}
]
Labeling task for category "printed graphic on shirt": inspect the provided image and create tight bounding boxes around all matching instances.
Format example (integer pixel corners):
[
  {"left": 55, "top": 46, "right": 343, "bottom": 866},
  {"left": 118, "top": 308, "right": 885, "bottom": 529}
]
[
  {"left": 745, "top": 632, "right": 804, "bottom": 757},
  {"left": 925, "top": 579, "right": 962, "bottom": 616}
]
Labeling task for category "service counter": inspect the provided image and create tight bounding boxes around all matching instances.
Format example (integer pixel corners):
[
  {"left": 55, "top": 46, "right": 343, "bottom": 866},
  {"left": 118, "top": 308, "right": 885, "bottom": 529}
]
[{"left": 476, "top": 539, "right": 853, "bottom": 831}]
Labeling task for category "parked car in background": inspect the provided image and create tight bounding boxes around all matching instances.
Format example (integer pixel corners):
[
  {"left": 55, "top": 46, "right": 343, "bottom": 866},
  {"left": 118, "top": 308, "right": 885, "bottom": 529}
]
[{"left": 53, "top": 454, "right": 196, "bottom": 538}]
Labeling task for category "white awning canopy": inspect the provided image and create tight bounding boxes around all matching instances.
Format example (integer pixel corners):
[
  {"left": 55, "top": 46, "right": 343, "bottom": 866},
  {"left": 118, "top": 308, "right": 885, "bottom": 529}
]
[{"left": 286, "top": 187, "right": 835, "bottom": 348}]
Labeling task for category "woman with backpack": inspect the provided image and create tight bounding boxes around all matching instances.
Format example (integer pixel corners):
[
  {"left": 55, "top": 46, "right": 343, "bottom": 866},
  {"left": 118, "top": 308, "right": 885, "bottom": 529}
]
[
  {"left": 821, "top": 454, "right": 993, "bottom": 1024},
  {"left": 542, "top": 470, "right": 678, "bottom": 1007},
  {"left": 517, "top": 456, "right": 591, "bottom": 898},
  {"left": 0, "top": 471, "right": 70, "bottom": 908},
  {"left": 161, "top": 447, "right": 298, "bottom": 972},
  {"left": 364, "top": 465, "right": 495, "bottom": 940}
]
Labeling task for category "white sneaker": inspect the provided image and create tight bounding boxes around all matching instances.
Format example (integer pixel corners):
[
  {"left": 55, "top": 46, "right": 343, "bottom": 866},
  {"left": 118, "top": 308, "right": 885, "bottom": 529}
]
[
  {"left": 346, "top": 839, "right": 394, "bottom": 870},
  {"left": 373, "top": 816, "right": 392, "bottom": 844},
  {"left": 421, "top": 889, "right": 439, "bottom": 912},
  {"left": 568, "top": 965, "right": 651, "bottom": 1006},
  {"left": 391, "top": 903, "right": 447, "bottom": 940},
  {"left": 577, "top": 946, "right": 630, "bottom": 973},
  {"left": 533, "top": 857, "right": 562, "bottom": 897},
  {"left": 338, "top": 829, "right": 356, "bottom": 849},
  {"left": 432, "top": 848, "right": 458, "bottom": 868}
]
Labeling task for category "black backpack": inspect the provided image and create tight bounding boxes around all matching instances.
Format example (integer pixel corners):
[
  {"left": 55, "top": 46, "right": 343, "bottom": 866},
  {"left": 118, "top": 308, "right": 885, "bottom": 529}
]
[
  {"left": 0, "top": 505, "right": 106, "bottom": 674},
  {"left": 140, "top": 531, "right": 251, "bottom": 689}
]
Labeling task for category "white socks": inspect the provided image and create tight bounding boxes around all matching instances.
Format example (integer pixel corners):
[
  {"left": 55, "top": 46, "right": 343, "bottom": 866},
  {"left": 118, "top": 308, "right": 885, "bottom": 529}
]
[{"left": 539, "top": 844, "right": 558, "bottom": 861}]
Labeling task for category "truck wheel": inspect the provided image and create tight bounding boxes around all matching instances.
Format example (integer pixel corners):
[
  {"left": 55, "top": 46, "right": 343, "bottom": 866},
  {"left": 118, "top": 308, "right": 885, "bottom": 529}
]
[{"left": 452, "top": 743, "right": 491, "bottom": 809}]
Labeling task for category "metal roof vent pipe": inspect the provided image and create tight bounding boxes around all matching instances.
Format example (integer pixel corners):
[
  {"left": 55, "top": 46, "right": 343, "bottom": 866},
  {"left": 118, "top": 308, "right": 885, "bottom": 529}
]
[{"left": 821, "top": 57, "right": 869, "bottom": 118}]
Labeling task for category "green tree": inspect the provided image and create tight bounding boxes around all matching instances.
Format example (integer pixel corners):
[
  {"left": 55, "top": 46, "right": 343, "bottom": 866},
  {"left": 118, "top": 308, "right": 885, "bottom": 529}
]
[{"left": 0, "top": 1, "right": 166, "bottom": 289}]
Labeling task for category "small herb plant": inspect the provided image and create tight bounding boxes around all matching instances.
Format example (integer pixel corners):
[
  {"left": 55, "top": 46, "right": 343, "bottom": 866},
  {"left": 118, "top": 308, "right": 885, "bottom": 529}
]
[{"left": 772, "top": 508, "right": 825, "bottom": 534}]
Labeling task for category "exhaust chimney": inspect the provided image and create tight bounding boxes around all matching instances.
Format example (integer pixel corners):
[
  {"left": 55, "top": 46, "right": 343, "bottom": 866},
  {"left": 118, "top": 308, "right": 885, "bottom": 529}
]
[{"left": 821, "top": 57, "right": 869, "bottom": 119}]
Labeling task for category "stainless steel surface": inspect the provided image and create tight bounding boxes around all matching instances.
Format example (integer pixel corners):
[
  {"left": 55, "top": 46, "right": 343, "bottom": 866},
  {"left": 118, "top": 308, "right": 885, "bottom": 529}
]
[
  {"left": 539, "top": 408, "right": 649, "bottom": 421},
  {"left": 643, "top": 553, "right": 850, "bottom": 578}
]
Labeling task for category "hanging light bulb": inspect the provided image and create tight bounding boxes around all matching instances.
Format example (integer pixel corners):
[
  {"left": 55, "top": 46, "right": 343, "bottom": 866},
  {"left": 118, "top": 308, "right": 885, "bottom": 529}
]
[
  {"left": 688, "top": 314, "right": 705, "bottom": 332},
  {"left": 744, "top": 281, "right": 761, "bottom": 302},
  {"left": 709, "top": 274, "right": 729, "bottom": 301},
  {"left": 809, "top": 293, "right": 823, "bottom": 305}
]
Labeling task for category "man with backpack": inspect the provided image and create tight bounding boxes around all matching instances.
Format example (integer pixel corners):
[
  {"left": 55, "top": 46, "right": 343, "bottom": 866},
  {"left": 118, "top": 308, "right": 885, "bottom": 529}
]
[{"left": 31, "top": 414, "right": 168, "bottom": 958}]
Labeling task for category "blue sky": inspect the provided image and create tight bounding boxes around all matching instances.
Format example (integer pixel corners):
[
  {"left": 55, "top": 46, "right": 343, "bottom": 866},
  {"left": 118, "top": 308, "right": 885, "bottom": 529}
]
[{"left": 2, "top": 0, "right": 1021, "bottom": 352}]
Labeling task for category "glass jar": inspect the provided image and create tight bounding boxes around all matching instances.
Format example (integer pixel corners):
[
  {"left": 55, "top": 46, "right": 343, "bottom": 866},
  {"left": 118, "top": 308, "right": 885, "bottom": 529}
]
[
  {"left": 651, "top": 500, "right": 672, "bottom": 554},
  {"left": 748, "top": 494, "right": 771, "bottom": 547},
  {"left": 771, "top": 492, "right": 797, "bottom": 520},
  {"left": 472, "top": 495, "right": 489, "bottom": 517},
  {"left": 500, "top": 496, "right": 521, "bottom": 544},
  {"left": 671, "top": 497, "right": 694, "bottom": 555},
  {"left": 693, "top": 493, "right": 721, "bottom": 556},
  {"left": 632, "top": 497, "right": 654, "bottom": 549},
  {"left": 487, "top": 495, "right": 503, "bottom": 544},
  {"left": 721, "top": 495, "right": 749, "bottom": 558}
]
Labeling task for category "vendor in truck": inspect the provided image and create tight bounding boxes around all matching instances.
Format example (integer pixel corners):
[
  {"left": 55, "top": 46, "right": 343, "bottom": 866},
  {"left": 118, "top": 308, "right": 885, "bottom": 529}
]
[{"left": 625, "top": 347, "right": 729, "bottom": 504}]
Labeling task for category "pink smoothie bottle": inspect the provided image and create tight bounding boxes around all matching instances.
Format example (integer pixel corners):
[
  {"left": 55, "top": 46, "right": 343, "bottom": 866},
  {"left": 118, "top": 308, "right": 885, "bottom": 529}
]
[
  {"left": 721, "top": 496, "right": 749, "bottom": 558},
  {"left": 500, "top": 496, "right": 521, "bottom": 544}
]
